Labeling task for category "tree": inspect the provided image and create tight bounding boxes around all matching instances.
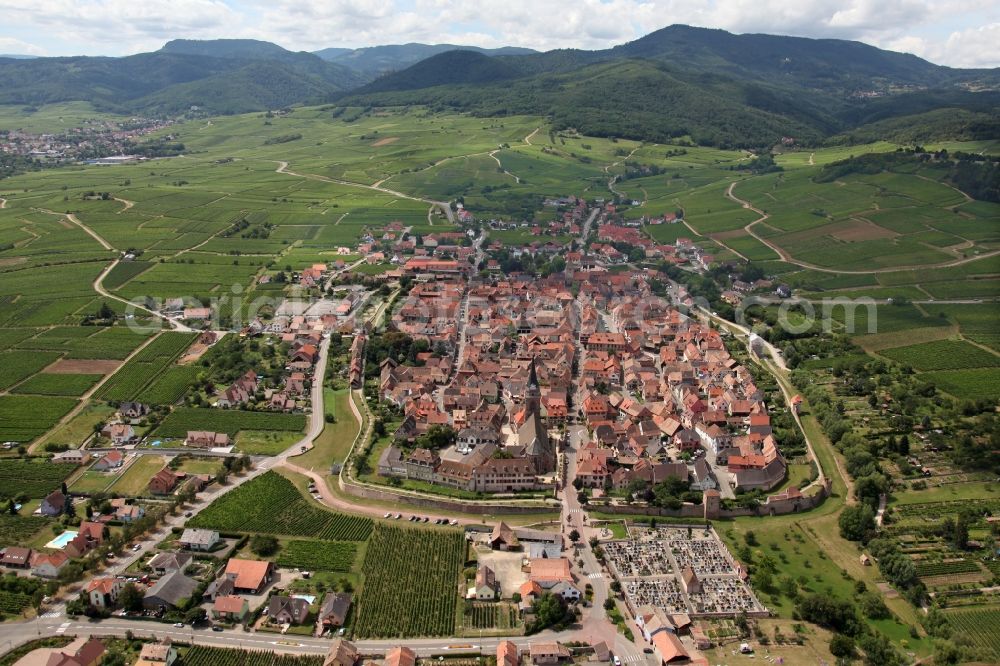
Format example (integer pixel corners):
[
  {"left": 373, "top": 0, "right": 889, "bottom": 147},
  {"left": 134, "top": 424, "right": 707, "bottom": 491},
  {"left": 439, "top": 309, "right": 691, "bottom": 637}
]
[
  {"left": 859, "top": 591, "right": 890, "bottom": 619},
  {"left": 829, "top": 634, "right": 856, "bottom": 658},
  {"left": 250, "top": 535, "right": 278, "bottom": 557},
  {"left": 119, "top": 583, "right": 143, "bottom": 613},
  {"left": 795, "top": 594, "right": 861, "bottom": 636},
  {"left": 568, "top": 529, "right": 580, "bottom": 544},
  {"left": 839, "top": 504, "right": 876, "bottom": 542},
  {"left": 184, "top": 607, "right": 207, "bottom": 625}
]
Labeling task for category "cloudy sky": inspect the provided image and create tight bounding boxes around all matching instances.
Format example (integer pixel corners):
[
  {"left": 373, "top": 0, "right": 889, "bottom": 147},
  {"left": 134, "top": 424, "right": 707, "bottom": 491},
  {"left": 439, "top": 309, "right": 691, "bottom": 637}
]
[{"left": 0, "top": 0, "right": 997, "bottom": 68}]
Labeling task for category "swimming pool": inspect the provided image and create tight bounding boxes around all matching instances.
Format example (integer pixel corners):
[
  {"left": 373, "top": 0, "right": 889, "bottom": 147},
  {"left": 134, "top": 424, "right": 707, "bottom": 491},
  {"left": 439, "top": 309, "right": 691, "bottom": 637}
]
[{"left": 45, "top": 530, "right": 77, "bottom": 549}]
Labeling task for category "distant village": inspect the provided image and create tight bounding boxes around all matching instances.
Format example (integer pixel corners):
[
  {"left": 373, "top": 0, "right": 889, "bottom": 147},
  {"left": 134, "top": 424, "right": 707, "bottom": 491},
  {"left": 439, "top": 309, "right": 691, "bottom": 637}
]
[{"left": 0, "top": 115, "right": 175, "bottom": 162}]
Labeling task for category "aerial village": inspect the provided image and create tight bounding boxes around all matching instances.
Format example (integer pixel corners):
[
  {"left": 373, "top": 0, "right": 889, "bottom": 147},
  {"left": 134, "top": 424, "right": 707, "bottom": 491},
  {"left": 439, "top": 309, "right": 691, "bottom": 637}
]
[{"left": 0, "top": 198, "right": 800, "bottom": 666}]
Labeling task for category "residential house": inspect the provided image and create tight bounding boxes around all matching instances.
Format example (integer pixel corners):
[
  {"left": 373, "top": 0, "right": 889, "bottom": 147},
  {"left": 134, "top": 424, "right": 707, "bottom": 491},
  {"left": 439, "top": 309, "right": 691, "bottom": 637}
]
[
  {"left": 119, "top": 402, "right": 150, "bottom": 420},
  {"left": 318, "top": 592, "right": 352, "bottom": 630},
  {"left": 31, "top": 551, "right": 69, "bottom": 578},
  {"left": 185, "top": 431, "right": 230, "bottom": 448},
  {"left": 385, "top": 647, "right": 416, "bottom": 666},
  {"left": 143, "top": 571, "right": 199, "bottom": 611},
  {"left": 178, "top": 528, "right": 220, "bottom": 551},
  {"left": 92, "top": 450, "right": 124, "bottom": 471},
  {"left": 148, "top": 468, "right": 179, "bottom": 495},
  {"left": 87, "top": 577, "right": 124, "bottom": 608},
  {"left": 497, "top": 641, "right": 519, "bottom": 666},
  {"left": 651, "top": 632, "right": 689, "bottom": 664},
  {"left": 101, "top": 423, "right": 137, "bottom": 446},
  {"left": 115, "top": 503, "right": 145, "bottom": 523},
  {"left": 135, "top": 641, "right": 177, "bottom": 666},
  {"left": 64, "top": 521, "right": 105, "bottom": 558},
  {"left": 1, "top": 546, "right": 32, "bottom": 569},
  {"left": 148, "top": 552, "right": 193, "bottom": 575},
  {"left": 470, "top": 564, "right": 500, "bottom": 600},
  {"left": 44, "top": 638, "right": 106, "bottom": 666},
  {"left": 268, "top": 595, "right": 310, "bottom": 625},
  {"left": 526, "top": 558, "right": 580, "bottom": 600},
  {"left": 224, "top": 558, "right": 274, "bottom": 594},
  {"left": 40, "top": 490, "right": 67, "bottom": 517},
  {"left": 529, "top": 642, "right": 571, "bottom": 666},
  {"left": 324, "top": 639, "right": 359, "bottom": 666},
  {"left": 52, "top": 450, "right": 90, "bottom": 465},
  {"left": 212, "top": 595, "right": 250, "bottom": 623}
]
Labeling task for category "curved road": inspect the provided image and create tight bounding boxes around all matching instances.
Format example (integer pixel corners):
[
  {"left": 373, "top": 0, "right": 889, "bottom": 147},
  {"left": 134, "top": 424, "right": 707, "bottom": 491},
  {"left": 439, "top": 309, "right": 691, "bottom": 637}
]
[{"left": 274, "top": 161, "right": 454, "bottom": 225}]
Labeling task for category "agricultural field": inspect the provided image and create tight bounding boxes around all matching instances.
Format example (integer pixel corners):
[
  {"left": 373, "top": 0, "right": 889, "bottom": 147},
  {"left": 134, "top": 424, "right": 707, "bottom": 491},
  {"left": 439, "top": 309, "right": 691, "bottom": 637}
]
[
  {"left": 134, "top": 365, "right": 200, "bottom": 405},
  {"left": 14, "top": 326, "right": 154, "bottom": 360},
  {"left": 879, "top": 339, "right": 1000, "bottom": 371},
  {"left": 154, "top": 408, "right": 306, "bottom": 439},
  {"left": 944, "top": 608, "right": 1000, "bottom": 659},
  {"left": 94, "top": 332, "right": 197, "bottom": 402},
  {"left": 464, "top": 602, "right": 520, "bottom": 632},
  {"left": 353, "top": 525, "right": 465, "bottom": 638},
  {"left": 274, "top": 539, "right": 357, "bottom": 572},
  {"left": 0, "top": 396, "right": 78, "bottom": 444},
  {"left": 189, "top": 471, "right": 372, "bottom": 540},
  {"left": 0, "top": 590, "right": 32, "bottom": 616},
  {"left": 179, "top": 646, "right": 323, "bottom": 666},
  {"left": 0, "top": 514, "right": 50, "bottom": 545},
  {"left": 11, "top": 373, "right": 103, "bottom": 397},
  {"left": 0, "top": 458, "right": 75, "bottom": 499},
  {"left": 0, "top": 351, "right": 62, "bottom": 391}
]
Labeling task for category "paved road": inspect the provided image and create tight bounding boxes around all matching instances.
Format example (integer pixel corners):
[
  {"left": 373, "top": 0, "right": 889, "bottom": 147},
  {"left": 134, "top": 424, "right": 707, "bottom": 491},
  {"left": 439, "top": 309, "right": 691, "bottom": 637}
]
[{"left": 561, "top": 428, "right": 654, "bottom": 666}]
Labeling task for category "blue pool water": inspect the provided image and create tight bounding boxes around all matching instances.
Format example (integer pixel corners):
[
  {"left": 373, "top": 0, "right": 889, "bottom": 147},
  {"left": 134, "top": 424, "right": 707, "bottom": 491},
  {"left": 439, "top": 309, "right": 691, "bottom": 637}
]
[{"left": 46, "top": 530, "right": 77, "bottom": 549}]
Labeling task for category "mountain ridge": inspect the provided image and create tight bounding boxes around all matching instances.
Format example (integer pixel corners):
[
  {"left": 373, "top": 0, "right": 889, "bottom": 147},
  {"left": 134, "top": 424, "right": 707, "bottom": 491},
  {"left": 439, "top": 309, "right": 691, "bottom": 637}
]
[{"left": 0, "top": 27, "right": 995, "bottom": 147}]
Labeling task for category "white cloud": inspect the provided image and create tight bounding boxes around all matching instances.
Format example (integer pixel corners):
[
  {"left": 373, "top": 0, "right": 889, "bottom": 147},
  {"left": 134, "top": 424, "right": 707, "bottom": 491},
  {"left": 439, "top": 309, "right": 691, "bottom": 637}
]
[
  {"left": 0, "top": 0, "right": 997, "bottom": 67},
  {"left": 0, "top": 36, "right": 46, "bottom": 56},
  {"left": 937, "top": 23, "right": 1000, "bottom": 68}
]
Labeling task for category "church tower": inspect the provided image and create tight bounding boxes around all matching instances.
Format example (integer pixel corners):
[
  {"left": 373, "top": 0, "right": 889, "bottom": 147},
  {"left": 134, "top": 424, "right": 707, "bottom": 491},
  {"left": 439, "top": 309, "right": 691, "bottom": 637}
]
[{"left": 525, "top": 356, "right": 541, "bottom": 415}]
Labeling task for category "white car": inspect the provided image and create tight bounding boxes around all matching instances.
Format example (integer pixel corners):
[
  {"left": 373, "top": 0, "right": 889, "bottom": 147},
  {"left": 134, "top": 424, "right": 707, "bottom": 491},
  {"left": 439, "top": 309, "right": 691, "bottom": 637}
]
[
  {"left": 173, "top": 622, "right": 184, "bottom": 628},
  {"left": 613, "top": 657, "right": 621, "bottom": 666}
]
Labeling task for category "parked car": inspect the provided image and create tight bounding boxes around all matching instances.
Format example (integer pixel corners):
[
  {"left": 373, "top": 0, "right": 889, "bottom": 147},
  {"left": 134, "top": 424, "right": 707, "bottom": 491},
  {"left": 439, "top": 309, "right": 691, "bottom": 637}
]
[
  {"left": 212, "top": 626, "right": 224, "bottom": 632},
  {"left": 173, "top": 622, "right": 184, "bottom": 628}
]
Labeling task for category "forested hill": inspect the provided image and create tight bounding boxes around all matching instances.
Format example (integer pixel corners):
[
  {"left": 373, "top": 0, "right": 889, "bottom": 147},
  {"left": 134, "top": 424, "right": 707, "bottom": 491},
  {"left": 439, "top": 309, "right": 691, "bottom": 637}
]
[
  {"left": 341, "top": 25, "right": 1000, "bottom": 149},
  {"left": 0, "top": 26, "right": 996, "bottom": 146},
  {"left": 0, "top": 42, "right": 364, "bottom": 115},
  {"left": 314, "top": 43, "right": 536, "bottom": 79}
]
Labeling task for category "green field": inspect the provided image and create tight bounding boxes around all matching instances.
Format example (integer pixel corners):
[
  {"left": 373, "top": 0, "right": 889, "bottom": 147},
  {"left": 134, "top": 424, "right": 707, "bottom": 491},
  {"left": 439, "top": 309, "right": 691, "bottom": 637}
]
[
  {"left": 879, "top": 339, "right": 1000, "bottom": 371},
  {"left": 155, "top": 408, "right": 306, "bottom": 438},
  {"left": 0, "top": 458, "right": 75, "bottom": 499},
  {"left": 0, "top": 396, "right": 78, "bottom": 443},
  {"left": 353, "top": 525, "right": 465, "bottom": 638},
  {"left": 108, "top": 455, "right": 168, "bottom": 496},
  {"left": 275, "top": 539, "right": 358, "bottom": 572},
  {"left": 945, "top": 608, "right": 1000, "bottom": 658},
  {"left": 11, "top": 373, "right": 103, "bottom": 396},
  {"left": 93, "top": 332, "right": 196, "bottom": 401},
  {"left": 189, "top": 471, "right": 372, "bottom": 540}
]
